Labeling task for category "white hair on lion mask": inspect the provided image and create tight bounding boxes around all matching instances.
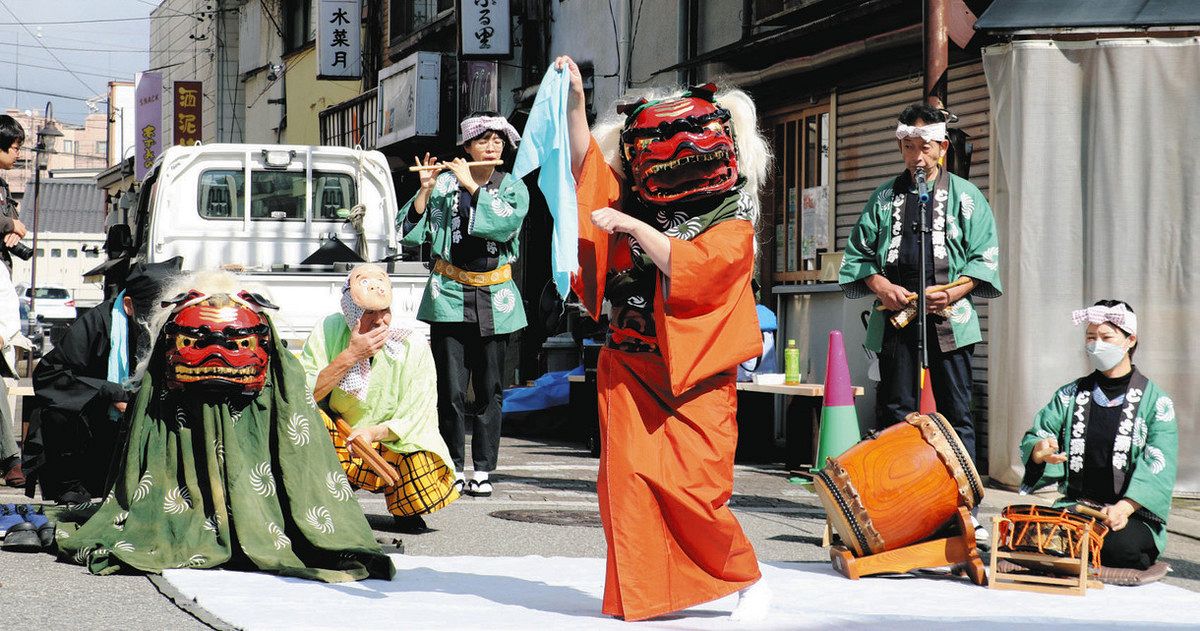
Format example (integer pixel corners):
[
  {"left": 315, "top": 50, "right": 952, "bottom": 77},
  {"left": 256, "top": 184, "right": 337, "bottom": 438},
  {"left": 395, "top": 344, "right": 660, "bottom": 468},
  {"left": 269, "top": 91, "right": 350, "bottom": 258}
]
[
  {"left": 132, "top": 270, "right": 273, "bottom": 383},
  {"left": 591, "top": 85, "right": 773, "bottom": 230}
]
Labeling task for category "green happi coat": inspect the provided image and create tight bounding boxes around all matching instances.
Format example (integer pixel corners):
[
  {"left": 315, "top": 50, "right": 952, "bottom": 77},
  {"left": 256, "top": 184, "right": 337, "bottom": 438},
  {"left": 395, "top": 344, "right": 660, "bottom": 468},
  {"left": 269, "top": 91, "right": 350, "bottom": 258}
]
[
  {"left": 299, "top": 313, "right": 453, "bottom": 470},
  {"left": 56, "top": 324, "right": 394, "bottom": 583},
  {"left": 399, "top": 170, "right": 529, "bottom": 336},
  {"left": 839, "top": 172, "right": 1002, "bottom": 352},
  {"left": 1020, "top": 375, "right": 1178, "bottom": 554}
]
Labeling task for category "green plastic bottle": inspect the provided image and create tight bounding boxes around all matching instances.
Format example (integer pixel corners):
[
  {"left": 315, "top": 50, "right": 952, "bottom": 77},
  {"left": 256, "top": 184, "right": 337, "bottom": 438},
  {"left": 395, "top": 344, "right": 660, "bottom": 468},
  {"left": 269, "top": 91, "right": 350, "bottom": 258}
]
[{"left": 784, "top": 339, "right": 801, "bottom": 384}]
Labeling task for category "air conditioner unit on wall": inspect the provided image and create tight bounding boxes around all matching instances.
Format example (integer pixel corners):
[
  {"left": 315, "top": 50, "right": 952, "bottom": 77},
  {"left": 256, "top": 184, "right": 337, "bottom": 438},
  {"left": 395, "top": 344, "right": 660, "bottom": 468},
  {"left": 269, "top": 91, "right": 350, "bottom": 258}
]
[{"left": 377, "top": 51, "right": 441, "bottom": 148}]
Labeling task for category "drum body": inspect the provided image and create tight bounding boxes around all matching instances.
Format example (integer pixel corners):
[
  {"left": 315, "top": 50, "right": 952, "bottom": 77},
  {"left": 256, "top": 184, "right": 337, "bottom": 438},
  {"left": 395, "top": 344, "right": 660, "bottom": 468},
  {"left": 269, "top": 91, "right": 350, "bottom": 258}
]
[
  {"left": 814, "top": 412, "right": 983, "bottom": 557},
  {"left": 998, "top": 504, "right": 1109, "bottom": 572}
]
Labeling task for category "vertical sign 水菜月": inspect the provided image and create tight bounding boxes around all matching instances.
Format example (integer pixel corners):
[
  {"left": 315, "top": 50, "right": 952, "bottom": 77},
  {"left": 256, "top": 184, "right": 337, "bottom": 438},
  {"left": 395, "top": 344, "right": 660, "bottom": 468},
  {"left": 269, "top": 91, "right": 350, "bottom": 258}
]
[
  {"left": 318, "top": 0, "right": 362, "bottom": 79},
  {"left": 173, "top": 81, "right": 203, "bottom": 146}
]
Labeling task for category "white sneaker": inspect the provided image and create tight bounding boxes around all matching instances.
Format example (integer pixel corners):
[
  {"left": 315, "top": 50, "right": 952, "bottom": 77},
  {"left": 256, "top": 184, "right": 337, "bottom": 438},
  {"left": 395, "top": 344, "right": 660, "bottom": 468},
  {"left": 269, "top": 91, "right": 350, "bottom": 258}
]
[
  {"left": 972, "top": 515, "right": 990, "bottom": 550},
  {"left": 730, "top": 579, "right": 772, "bottom": 622}
]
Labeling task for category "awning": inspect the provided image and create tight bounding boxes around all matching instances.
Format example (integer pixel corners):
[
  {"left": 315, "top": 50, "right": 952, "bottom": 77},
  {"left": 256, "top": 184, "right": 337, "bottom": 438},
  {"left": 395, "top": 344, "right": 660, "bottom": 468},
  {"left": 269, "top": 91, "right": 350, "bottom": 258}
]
[{"left": 977, "top": 0, "right": 1200, "bottom": 30}]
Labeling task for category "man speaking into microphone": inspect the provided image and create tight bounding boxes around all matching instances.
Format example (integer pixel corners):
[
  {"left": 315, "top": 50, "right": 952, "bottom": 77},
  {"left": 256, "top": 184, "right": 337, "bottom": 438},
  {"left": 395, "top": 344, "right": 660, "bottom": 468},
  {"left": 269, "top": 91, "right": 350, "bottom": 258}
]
[{"left": 838, "top": 103, "right": 1003, "bottom": 540}]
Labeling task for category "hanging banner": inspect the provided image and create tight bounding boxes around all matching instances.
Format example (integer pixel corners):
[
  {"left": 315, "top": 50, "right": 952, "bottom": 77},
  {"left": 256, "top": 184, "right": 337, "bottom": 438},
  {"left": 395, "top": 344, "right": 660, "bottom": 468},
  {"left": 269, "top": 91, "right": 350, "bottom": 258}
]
[
  {"left": 317, "top": 0, "right": 362, "bottom": 79},
  {"left": 458, "top": 61, "right": 497, "bottom": 129},
  {"left": 134, "top": 71, "right": 162, "bottom": 180},
  {"left": 173, "top": 81, "right": 203, "bottom": 146},
  {"left": 460, "top": 0, "right": 511, "bottom": 58}
]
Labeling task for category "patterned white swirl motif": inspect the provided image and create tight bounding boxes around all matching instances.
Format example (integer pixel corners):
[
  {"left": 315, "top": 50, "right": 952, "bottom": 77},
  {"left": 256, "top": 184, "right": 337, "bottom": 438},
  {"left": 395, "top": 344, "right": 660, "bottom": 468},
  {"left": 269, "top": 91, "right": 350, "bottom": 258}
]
[
  {"left": 305, "top": 506, "right": 336, "bottom": 534},
  {"left": 490, "top": 193, "right": 514, "bottom": 218},
  {"left": 305, "top": 389, "right": 319, "bottom": 411},
  {"left": 1133, "top": 417, "right": 1148, "bottom": 448},
  {"left": 164, "top": 486, "right": 192, "bottom": 514},
  {"left": 486, "top": 240, "right": 499, "bottom": 255},
  {"left": 1156, "top": 397, "right": 1175, "bottom": 423},
  {"left": 112, "top": 511, "right": 129, "bottom": 531},
  {"left": 175, "top": 407, "right": 188, "bottom": 428},
  {"left": 665, "top": 218, "right": 704, "bottom": 241},
  {"left": 250, "top": 462, "right": 277, "bottom": 497},
  {"left": 214, "top": 440, "right": 225, "bottom": 466},
  {"left": 113, "top": 540, "right": 135, "bottom": 552},
  {"left": 287, "top": 413, "right": 311, "bottom": 447},
  {"left": 72, "top": 545, "right": 95, "bottom": 565},
  {"left": 948, "top": 300, "right": 972, "bottom": 325},
  {"left": 202, "top": 515, "right": 219, "bottom": 533},
  {"left": 981, "top": 246, "right": 999, "bottom": 271},
  {"left": 133, "top": 472, "right": 154, "bottom": 502},
  {"left": 268, "top": 522, "right": 292, "bottom": 550},
  {"left": 430, "top": 275, "right": 443, "bottom": 300},
  {"left": 493, "top": 287, "right": 516, "bottom": 314},
  {"left": 1035, "top": 429, "right": 1052, "bottom": 439},
  {"left": 55, "top": 528, "right": 70, "bottom": 540},
  {"left": 1145, "top": 445, "right": 1166, "bottom": 475},
  {"left": 627, "top": 295, "right": 647, "bottom": 308},
  {"left": 959, "top": 192, "right": 975, "bottom": 220},
  {"left": 179, "top": 554, "right": 208, "bottom": 568},
  {"left": 326, "top": 471, "right": 355, "bottom": 502},
  {"left": 230, "top": 408, "right": 243, "bottom": 425}
]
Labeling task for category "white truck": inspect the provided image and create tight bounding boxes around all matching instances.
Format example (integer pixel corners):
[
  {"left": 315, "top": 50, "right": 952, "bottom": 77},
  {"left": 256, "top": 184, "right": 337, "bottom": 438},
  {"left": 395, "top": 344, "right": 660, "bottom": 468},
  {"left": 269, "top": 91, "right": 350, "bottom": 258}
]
[{"left": 123, "top": 143, "right": 429, "bottom": 345}]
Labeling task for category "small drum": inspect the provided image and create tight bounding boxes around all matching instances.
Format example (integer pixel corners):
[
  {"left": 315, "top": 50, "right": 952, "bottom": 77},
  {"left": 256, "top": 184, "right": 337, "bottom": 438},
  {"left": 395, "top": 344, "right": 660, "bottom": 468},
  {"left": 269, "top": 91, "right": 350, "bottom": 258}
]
[
  {"left": 814, "top": 412, "right": 983, "bottom": 557},
  {"left": 997, "top": 504, "right": 1109, "bottom": 573}
]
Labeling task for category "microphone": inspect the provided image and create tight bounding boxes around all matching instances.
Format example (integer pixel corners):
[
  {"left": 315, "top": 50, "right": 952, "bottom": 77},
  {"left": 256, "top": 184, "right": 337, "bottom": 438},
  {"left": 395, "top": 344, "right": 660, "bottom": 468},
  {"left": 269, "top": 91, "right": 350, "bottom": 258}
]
[{"left": 915, "top": 166, "right": 930, "bottom": 204}]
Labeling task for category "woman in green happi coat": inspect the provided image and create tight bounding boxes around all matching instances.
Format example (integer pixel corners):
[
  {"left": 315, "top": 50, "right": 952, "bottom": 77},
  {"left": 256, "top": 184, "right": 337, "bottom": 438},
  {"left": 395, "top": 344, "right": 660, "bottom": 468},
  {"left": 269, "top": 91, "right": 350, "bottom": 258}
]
[
  {"left": 399, "top": 112, "right": 529, "bottom": 497},
  {"left": 1020, "top": 300, "right": 1177, "bottom": 578}
]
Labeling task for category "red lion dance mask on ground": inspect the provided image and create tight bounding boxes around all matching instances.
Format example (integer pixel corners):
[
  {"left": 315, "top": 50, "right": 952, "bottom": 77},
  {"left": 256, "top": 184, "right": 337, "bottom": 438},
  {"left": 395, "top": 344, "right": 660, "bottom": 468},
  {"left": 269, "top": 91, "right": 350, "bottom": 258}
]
[
  {"left": 619, "top": 83, "right": 739, "bottom": 205},
  {"left": 161, "top": 290, "right": 277, "bottom": 396}
]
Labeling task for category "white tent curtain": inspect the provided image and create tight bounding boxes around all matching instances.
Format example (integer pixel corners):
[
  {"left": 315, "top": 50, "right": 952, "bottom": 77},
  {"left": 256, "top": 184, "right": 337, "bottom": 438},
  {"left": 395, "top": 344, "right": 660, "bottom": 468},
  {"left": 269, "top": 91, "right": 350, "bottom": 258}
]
[{"left": 984, "top": 38, "right": 1200, "bottom": 496}]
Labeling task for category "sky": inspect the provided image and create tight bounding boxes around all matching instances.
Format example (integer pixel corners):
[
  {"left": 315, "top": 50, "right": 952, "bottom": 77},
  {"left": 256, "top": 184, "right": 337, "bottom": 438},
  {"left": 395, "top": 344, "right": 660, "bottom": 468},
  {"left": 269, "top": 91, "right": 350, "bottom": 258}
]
[{"left": 0, "top": 0, "right": 154, "bottom": 125}]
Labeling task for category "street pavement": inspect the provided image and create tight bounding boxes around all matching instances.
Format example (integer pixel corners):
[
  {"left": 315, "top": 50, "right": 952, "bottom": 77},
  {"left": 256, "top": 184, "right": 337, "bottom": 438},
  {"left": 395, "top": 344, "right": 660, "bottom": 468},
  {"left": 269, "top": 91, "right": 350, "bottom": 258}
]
[{"left": 3, "top": 434, "right": 1200, "bottom": 629}]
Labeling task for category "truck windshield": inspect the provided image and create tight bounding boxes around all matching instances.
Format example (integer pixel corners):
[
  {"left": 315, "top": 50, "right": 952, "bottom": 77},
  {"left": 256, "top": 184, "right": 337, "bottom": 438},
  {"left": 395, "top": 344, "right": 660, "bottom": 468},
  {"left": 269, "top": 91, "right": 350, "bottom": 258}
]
[{"left": 198, "top": 169, "right": 358, "bottom": 220}]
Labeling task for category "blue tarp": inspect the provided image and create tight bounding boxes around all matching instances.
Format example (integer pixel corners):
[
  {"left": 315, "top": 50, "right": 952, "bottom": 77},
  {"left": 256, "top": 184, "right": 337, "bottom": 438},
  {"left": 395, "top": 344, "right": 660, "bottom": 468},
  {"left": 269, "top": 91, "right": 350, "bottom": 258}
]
[{"left": 502, "top": 365, "right": 584, "bottom": 414}]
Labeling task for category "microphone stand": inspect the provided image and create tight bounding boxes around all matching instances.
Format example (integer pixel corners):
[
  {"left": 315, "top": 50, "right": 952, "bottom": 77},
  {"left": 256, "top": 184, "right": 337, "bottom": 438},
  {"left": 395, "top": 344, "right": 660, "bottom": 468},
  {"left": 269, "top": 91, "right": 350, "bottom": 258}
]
[{"left": 915, "top": 166, "right": 930, "bottom": 404}]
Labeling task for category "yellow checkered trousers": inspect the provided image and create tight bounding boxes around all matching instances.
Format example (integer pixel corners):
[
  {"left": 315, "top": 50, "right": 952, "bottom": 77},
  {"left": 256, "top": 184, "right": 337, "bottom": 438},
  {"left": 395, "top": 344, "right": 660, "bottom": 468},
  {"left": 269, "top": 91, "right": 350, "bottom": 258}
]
[{"left": 320, "top": 410, "right": 459, "bottom": 517}]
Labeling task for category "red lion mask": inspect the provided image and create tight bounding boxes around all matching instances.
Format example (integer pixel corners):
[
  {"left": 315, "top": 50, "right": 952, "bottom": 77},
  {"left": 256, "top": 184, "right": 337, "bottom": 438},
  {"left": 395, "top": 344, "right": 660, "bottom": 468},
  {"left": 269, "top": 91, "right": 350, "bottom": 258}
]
[
  {"left": 619, "top": 84, "right": 739, "bottom": 205},
  {"left": 162, "top": 291, "right": 275, "bottom": 396}
]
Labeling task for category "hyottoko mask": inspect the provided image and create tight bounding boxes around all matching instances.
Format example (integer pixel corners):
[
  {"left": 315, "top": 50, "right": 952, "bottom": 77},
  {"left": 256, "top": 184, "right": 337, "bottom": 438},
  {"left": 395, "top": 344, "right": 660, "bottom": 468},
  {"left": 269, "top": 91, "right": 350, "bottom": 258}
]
[
  {"left": 619, "top": 84, "right": 739, "bottom": 205},
  {"left": 161, "top": 290, "right": 277, "bottom": 396}
]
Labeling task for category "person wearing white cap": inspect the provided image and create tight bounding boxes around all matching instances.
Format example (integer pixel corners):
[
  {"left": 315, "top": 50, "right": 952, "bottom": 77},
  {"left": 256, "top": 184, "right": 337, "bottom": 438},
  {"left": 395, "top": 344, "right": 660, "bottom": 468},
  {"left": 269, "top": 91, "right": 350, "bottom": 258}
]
[
  {"left": 300, "top": 264, "right": 459, "bottom": 533},
  {"left": 399, "top": 111, "right": 530, "bottom": 497},
  {"left": 1018, "top": 300, "right": 1177, "bottom": 582}
]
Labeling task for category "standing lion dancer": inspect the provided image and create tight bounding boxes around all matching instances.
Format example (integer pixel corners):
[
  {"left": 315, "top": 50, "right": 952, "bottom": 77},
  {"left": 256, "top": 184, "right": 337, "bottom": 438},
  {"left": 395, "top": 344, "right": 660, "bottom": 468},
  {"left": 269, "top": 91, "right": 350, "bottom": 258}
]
[{"left": 551, "top": 55, "right": 771, "bottom": 622}]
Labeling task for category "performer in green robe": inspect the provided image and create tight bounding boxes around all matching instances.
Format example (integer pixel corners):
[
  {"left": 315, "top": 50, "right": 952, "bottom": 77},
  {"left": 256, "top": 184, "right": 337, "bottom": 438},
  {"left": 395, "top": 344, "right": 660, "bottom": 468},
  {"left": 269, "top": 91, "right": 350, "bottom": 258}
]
[
  {"left": 56, "top": 274, "right": 393, "bottom": 583},
  {"left": 839, "top": 103, "right": 1002, "bottom": 462},
  {"left": 300, "top": 265, "right": 458, "bottom": 534},
  {"left": 1021, "top": 301, "right": 1177, "bottom": 572},
  {"left": 399, "top": 112, "right": 530, "bottom": 496}
]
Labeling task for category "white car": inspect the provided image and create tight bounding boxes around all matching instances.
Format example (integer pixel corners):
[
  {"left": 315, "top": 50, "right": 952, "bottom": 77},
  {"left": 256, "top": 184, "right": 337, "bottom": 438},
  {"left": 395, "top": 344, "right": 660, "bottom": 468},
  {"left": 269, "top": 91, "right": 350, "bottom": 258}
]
[{"left": 18, "top": 284, "right": 77, "bottom": 321}]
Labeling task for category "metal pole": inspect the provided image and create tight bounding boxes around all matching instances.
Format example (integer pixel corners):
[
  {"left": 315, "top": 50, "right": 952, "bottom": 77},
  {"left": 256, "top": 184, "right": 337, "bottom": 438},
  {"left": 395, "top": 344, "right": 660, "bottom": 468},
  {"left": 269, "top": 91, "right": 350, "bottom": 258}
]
[
  {"left": 924, "top": 0, "right": 948, "bottom": 108},
  {"left": 29, "top": 101, "right": 52, "bottom": 315}
]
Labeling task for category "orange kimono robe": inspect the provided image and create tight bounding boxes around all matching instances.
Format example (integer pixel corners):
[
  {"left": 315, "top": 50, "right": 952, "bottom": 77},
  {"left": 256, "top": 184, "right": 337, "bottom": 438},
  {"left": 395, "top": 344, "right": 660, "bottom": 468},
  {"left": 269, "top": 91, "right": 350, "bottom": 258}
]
[{"left": 572, "top": 140, "right": 763, "bottom": 621}]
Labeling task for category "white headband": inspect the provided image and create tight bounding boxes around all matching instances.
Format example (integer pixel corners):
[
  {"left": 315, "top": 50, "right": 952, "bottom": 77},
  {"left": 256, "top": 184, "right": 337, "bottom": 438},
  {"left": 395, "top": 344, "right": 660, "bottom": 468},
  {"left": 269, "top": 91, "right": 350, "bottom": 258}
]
[
  {"left": 461, "top": 115, "right": 521, "bottom": 146},
  {"left": 1072, "top": 304, "right": 1137, "bottom": 336},
  {"left": 895, "top": 122, "right": 947, "bottom": 143}
]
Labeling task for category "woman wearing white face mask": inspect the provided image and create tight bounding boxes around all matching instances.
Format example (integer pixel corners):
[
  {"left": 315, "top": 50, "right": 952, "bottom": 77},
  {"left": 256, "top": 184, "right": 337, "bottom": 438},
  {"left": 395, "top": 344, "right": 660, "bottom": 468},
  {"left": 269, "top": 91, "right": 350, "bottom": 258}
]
[{"left": 1018, "top": 300, "right": 1178, "bottom": 582}]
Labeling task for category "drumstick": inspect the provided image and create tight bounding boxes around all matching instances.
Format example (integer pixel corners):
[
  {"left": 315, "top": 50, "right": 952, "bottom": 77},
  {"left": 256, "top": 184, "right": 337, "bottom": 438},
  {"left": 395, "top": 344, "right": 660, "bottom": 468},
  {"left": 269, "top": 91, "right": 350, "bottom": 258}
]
[
  {"left": 408, "top": 159, "right": 504, "bottom": 172},
  {"left": 874, "top": 277, "right": 973, "bottom": 311},
  {"left": 334, "top": 417, "right": 402, "bottom": 487},
  {"left": 1073, "top": 504, "right": 1109, "bottom": 521}
]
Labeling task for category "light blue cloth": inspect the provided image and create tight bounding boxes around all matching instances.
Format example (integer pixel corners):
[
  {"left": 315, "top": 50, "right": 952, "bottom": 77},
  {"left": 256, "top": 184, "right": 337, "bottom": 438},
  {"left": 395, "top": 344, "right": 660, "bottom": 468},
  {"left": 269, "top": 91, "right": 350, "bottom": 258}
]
[
  {"left": 107, "top": 290, "right": 130, "bottom": 421},
  {"left": 512, "top": 67, "right": 578, "bottom": 298}
]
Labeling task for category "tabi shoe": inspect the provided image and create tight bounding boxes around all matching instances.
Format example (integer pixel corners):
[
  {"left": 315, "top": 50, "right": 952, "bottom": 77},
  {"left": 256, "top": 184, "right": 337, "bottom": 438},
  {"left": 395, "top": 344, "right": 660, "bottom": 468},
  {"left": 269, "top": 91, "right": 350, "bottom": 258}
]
[
  {"left": 16, "top": 504, "right": 55, "bottom": 548},
  {"left": 466, "top": 479, "right": 493, "bottom": 497},
  {"left": 393, "top": 514, "right": 430, "bottom": 535},
  {"left": 971, "top": 515, "right": 990, "bottom": 551},
  {"left": 0, "top": 504, "right": 23, "bottom": 536},
  {"left": 2, "top": 522, "right": 42, "bottom": 552},
  {"left": 56, "top": 486, "right": 92, "bottom": 507}
]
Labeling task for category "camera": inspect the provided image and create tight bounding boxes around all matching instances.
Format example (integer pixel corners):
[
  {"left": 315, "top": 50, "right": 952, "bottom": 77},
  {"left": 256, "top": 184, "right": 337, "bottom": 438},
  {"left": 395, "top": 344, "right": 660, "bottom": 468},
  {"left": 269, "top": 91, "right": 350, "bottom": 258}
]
[{"left": 5, "top": 240, "right": 32, "bottom": 260}]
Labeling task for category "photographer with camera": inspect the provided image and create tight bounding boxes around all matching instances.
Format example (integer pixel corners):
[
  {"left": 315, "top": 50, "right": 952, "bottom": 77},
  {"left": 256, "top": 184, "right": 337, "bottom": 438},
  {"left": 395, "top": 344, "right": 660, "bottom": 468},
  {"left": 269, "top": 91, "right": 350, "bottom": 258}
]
[{"left": 0, "top": 114, "right": 28, "bottom": 487}]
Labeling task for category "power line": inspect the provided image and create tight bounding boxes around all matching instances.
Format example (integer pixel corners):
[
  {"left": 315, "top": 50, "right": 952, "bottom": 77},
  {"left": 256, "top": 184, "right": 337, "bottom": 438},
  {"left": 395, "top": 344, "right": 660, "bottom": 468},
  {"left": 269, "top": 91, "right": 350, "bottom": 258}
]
[
  {"left": 0, "top": 8, "right": 235, "bottom": 27},
  {"left": 0, "top": 0, "right": 98, "bottom": 93},
  {"left": 0, "top": 41, "right": 201, "bottom": 54},
  {"left": 0, "top": 84, "right": 98, "bottom": 101},
  {"left": 0, "top": 58, "right": 130, "bottom": 80}
]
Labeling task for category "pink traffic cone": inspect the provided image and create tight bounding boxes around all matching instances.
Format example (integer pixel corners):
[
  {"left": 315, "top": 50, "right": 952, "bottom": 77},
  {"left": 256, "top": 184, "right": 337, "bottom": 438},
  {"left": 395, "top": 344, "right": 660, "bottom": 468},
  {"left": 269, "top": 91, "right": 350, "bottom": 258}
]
[{"left": 812, "top": 330, "right": 861, "bottom": 471}]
